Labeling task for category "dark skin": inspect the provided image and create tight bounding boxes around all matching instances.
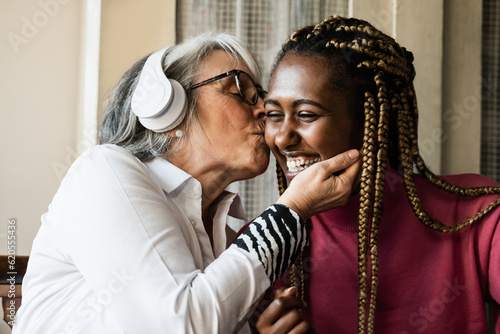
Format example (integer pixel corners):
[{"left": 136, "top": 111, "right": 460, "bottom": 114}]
[
  {"left": 256, "top": 287, "right": 315, "bottom": 334},
  {"left": 257, "top": 53, "right": 364, "bottom": 333},
  {"left": 265, "top": 53, "right": 363, "bottom": 187}
]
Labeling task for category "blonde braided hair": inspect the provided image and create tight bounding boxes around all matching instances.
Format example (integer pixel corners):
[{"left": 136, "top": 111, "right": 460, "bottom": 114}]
[{"left": 273, "top": 15, "right": 500, "bottom": 333}]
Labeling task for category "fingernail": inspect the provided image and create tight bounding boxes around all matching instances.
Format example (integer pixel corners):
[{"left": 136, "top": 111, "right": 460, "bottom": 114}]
[
  {"left": 348, "top": 149, "right": 359, "bottom": 159},
  {"left": 284, "top": 286, "right": 297, "bottom": 294}
]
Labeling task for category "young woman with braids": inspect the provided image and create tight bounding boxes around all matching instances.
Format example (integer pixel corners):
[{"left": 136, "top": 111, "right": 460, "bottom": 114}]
[{"left": 256, "top": 16, "right": 500, "bottom": 334}]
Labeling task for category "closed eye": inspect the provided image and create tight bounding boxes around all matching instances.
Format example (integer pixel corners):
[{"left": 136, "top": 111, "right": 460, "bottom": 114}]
[
  {"left": 265, "top": 110, "right": 284, "bottom": 120},
  {"left": 298, "top": 111, "right": 319, "bottom": 121}
]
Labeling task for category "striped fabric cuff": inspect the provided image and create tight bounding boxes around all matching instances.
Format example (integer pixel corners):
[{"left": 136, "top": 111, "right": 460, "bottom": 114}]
[{"left": 233, "top": 204, "right": 308, "bottom": 283}]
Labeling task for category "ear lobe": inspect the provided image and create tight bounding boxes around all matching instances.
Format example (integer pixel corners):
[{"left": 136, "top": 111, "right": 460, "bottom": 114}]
[{"left": 131, "top": 48, "right": 187, "bottom": 132}]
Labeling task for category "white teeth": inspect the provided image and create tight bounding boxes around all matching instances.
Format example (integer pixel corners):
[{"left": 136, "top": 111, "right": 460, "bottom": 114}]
[{"left": 286, "top": 157, "right": 321, "bottom": 173}]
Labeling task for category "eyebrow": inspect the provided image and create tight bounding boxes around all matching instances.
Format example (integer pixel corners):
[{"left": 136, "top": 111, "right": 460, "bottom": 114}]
[
  {"left": 264, "top": 99, "right": 281, "bottom": 108},
  {"left": 264, "top": 98, "right": 329, "bottom": 112}
]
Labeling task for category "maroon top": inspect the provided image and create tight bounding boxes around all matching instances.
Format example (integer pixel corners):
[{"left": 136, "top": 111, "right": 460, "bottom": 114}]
[{"left": 268, "top": 168, "right": 500, "bottom": 333}]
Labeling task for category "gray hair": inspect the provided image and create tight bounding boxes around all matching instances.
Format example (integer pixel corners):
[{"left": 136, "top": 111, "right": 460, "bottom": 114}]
[{"left": 98, "top": 32, "right": 261, "bottom": 161}]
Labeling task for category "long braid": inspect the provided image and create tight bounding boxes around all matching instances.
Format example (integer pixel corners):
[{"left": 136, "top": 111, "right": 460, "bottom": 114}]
[
  {"left": 272, "top": 15, "right": 500, "bottom": 333},
  {"left": 367, "top": 72, "right": 391, "bottom": 334},
  {"left": 276, "top": 161, "right": 305, "bottom": 300},
  {"left": 276, "top": 160, "right": 287, "bottom": 196},
  {"left": 357, "top": 91, "right": 378, "bottom": 332},
  {"left": 356, "top": 92, "right": 378, "bottom": 332}
]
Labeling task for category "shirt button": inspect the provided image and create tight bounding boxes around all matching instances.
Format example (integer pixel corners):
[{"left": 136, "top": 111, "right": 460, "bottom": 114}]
[{"left": 190, "top": 219, "right": 197, "bottom": 227}]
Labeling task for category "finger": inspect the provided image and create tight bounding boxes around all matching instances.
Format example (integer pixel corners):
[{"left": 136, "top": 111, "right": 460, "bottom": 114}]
[
  {"left": 258, "top": 295, "right": 304, "bottom": 325},
  {"left": 268, "top": 308, "right": 303, "bottom": 334},
  {"left": 351, "top": 149, "right": 364, "bottom": 192},
  {"left": 288, "top": 320, "right": 317, "bottom": 334},
  {"left": 318, "top": 149, "right": 360, "bottom": 175},
  {"left": 339, "top": 149, "right": 363, "bottom": 185},
  {"left": 279, "top": 287, "right": 308, "bottom": 308},
  {"left": 270, "top": 296, "right": 303, "bottom": 315}
]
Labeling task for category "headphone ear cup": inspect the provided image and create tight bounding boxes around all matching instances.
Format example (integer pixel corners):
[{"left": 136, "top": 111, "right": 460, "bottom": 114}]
[
  {"left": 136, "top": 79, "right": 186, "bottom": 132},
  {"left": 131, "top": 48, "right": 187, "bottom": 133}
]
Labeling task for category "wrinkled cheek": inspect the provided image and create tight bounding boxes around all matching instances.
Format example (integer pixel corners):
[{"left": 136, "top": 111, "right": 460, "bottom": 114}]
[{"left": 255, "top": 140, "right": 270, "bottom": 159}]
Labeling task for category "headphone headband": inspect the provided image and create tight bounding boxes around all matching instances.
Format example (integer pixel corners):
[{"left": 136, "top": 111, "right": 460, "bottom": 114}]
[{"left": 131, "top": 48, "right": 186, "bottom": 132}]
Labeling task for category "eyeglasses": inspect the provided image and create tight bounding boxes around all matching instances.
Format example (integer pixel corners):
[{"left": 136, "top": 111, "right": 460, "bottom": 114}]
[{"left": 190, "top": 69, "right": 267, "bottom": 105}]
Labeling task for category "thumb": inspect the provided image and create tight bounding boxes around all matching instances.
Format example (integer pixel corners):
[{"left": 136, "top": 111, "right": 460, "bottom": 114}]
[{"left": 318, "top": 149, "right": 360, "bottom": 175}]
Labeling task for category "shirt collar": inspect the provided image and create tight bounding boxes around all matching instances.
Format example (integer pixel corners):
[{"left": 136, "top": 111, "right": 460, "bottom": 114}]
[
  {"left": 217, "top": 191, "right": 247, "bottom": 221},
  {"left": 145, "top": 157, "right": 192, "bottom": 193}
]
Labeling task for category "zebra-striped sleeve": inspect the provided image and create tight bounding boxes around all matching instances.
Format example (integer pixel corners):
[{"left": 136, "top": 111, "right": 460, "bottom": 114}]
[{"left": 233, "top": 204, "right": 308, "bottom": 284}]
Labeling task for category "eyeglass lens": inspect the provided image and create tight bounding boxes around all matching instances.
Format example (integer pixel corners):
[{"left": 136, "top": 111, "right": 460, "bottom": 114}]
[{"left": 235, "top": 71, "right": 259, "bottom": 105}]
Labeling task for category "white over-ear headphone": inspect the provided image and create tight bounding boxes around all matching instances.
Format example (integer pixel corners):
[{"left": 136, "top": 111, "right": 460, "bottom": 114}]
[{"left": 131, "top": 48, "right": 187, "bottom": 133}]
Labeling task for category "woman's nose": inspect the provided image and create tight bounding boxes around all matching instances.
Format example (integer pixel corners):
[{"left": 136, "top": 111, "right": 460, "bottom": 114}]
[{"left": 274, "top": 121, "right": 300, "bottom": 150}]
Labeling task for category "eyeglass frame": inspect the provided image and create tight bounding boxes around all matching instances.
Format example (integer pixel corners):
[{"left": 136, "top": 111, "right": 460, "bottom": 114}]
[{"left": 190, "top": 69, "right": 267, "bottom": 105}]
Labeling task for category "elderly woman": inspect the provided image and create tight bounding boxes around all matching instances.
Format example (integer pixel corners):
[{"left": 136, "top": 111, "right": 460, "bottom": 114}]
[
  {"left": 256, "top": 16, "right": 500, "bottom": 334},
  {"left": 13, "top": 33, "right": 361, "bottom": 333}
]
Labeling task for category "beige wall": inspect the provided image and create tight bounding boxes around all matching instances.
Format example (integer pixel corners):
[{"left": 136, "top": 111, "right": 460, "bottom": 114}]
[
  {"left": 0, "top": 0, "right": 82, "bottom": 332},
  {"left": 1, "top": 0, "right": 83, "bottom": 258},
  {"left": 441, "top": 0, "right": 482, "bottom": 174},
  {"left": 396, "top": 0, "right": 445, "bottom": 173},
  {"left": 98, "top": 0, "right": 176, "bottom": 120}
]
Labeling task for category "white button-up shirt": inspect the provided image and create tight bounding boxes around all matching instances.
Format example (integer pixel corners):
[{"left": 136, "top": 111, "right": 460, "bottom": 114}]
[{"left": 14, "top": 144, "right": 270, "bottom": 334}]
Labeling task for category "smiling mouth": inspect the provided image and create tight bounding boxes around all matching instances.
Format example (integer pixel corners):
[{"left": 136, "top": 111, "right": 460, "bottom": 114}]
[{"left": 286, "top": 156, "right": 321, "bottom": 173}]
